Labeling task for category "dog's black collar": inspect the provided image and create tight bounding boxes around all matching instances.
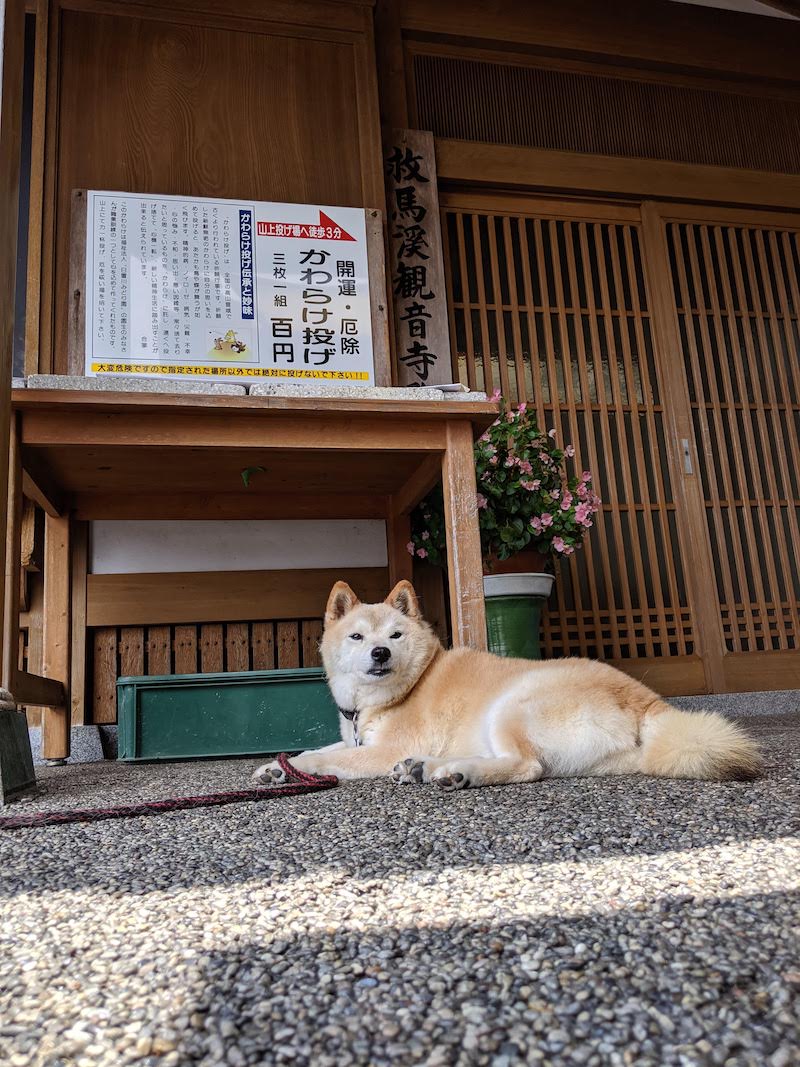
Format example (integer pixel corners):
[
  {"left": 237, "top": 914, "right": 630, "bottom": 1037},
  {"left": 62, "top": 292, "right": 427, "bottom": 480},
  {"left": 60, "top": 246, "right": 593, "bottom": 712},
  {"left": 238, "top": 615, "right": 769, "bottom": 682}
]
[{"left": 338, "top": 706, "right": 362, "bottom": 747}]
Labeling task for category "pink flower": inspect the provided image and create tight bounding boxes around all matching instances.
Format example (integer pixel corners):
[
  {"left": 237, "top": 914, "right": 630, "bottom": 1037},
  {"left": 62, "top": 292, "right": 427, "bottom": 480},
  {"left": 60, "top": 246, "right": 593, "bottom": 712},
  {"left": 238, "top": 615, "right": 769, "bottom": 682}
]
[
  {"left": 476, "top": 493, "right": 488, "bottom": 510},
  {"left": 551, "top": 489, "right": 561, "bottom": 500},
  {"left": 564, "top": 444, "right": 575, "bottom": 458},
  {"left": 479, "top": 432, "right": 490, "bottom": 443},
  {"left": 489, "top": 455, "right": 498, "bottom": 465},
  {"left": 406, "top": 541, "right": 415, "bottom": 555},
  {"left": 490, "top": 389, "right": 502, "bottom": 402},
  {"left": 531, "top": 479, "right": 541, "bottom": 489},
  {"left": 517, "top": 401, "right": 527, "bottom": 413},
  {"left": 530, "top": 516, "right": 543, "bottom": 533},
  {"left": 548, "top": 428, "right": 557, "bottom": 439},
  {"left": 505, "top": 457, "right": 515, "bottom": 468},
  {"left": 575, "top": 502, "right": 591, "bottom": 524},
  {"left": 540, "top": 513, "right": 553, "bottom": 528},
  {"left": 421, "top": 530, "right": 430, "bottom": 541},
  {"left": 485, "top": 444, "right": 496, "bottom": 456},
  {"left": 563, "top": 544, "right": 575, "bottom": 556},
  {"left": 560, "top": 492, "right": 573, "bottom": 511},
  {"left": 538, "top": 452, "right": 551, "bottom": 464},
  {"left": 518, "top": 459, "right": 533, "bottom": 474},
  {"left": 582, "top": 471, "right": 592, "bottom": 482},
  {"left": 576, "top": 482, "right": 589, "bottom": 499},
  {"left": 416, "top": 548, "right": 428, "bottom": 559},
  {"left": 520, "top": 480, "right": 537, "bottom": 491},
  {"left": 552, "top": 536, "right": 566, "bottom": 553}
]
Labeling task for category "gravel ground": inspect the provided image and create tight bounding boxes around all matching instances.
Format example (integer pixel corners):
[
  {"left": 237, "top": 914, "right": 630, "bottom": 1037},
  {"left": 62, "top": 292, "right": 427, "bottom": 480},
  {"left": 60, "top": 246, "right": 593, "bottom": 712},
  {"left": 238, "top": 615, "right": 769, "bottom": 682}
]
[{"left": 1, "top": 713, "right": 798, "bottom": 1067}]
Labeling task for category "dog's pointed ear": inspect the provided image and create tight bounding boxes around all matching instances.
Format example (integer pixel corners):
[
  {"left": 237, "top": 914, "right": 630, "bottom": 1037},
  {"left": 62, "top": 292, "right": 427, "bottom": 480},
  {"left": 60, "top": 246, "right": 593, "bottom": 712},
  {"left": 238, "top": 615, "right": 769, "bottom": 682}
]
[
  {"left": 385, "top": 580, "right": 421, "bottom": 619},
  {"left": 325, "top": 581, "right": 360, "bottom": 625}
]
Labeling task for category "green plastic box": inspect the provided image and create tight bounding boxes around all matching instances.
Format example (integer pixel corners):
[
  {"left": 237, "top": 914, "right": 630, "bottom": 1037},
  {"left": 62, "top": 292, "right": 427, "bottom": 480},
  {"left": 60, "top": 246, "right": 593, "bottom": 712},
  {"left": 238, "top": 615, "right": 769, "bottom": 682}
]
[{"left": 116, "top": 668, "right": 341, "bottom": 761}]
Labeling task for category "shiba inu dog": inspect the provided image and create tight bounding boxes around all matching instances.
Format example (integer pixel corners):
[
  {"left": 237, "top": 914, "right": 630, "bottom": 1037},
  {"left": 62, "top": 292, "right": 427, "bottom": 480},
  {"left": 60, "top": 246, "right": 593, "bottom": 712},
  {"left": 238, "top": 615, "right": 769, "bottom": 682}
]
[{"left": 254, "top": 581, "right": 762, "bottom": 790}]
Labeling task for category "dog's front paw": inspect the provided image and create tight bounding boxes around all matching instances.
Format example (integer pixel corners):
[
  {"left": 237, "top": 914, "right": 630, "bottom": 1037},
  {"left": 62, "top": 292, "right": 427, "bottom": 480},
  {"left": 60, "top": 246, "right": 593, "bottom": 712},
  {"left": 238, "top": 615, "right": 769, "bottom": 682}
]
[
  {"left": 391, "top": 758, "right": 426, "bottom": 785},
  {"left": 253, "top": 760, "right": 287, "bottom": 786},
  {"left": 430, "top": 763, "right": 471, "bottom": 791}
]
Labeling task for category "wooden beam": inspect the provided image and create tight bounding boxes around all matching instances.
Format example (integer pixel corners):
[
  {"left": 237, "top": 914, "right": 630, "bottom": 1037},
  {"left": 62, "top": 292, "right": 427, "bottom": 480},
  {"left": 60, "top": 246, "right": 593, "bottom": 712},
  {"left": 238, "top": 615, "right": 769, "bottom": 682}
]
[
  {"left": 0, "top": 0, "right": 25, "bottom": 694},
  {"left": 441, "top": 420, "right": 486, "bottom": 650},
  {"left": 12, "top": 668, "right": 64, "bottom": 708},
  {"left": 42, "top": 513, "right": 70, "bottom": 758},
  {"left": 391, "top": 453, "right": 443, "bottom": 517},
  {"left": 757, "top": 1, "right": 800, "bottom": 19},
  {"left": 73, "top": 490, "right": 390, "bottom": 521},
  {"left": 386, "top": 513, "right": 413, "bottom": 585},
  {"left": 86, "top": 567, "right": 390, "bottom": 628},
  {"left": 21, "top": 449, "right": 64, "bottom": 515},
  {"left": 436, "top": 139, "right": 800, "bottom": 212}
]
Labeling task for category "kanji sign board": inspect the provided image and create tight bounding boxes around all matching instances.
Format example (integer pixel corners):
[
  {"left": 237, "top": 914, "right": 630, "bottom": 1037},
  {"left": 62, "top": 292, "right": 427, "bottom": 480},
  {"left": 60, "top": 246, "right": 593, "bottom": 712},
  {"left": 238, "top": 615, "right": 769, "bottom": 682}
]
[{"left": 71, "top": 190, "right": 389, "bottom": 385}]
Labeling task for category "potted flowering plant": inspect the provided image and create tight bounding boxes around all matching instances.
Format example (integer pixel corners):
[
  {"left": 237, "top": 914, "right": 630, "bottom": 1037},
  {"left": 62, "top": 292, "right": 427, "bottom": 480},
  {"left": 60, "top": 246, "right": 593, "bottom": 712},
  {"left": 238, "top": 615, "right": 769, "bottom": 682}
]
[{"left": 407, "top": 394, "right": 601, "bottom": 659}]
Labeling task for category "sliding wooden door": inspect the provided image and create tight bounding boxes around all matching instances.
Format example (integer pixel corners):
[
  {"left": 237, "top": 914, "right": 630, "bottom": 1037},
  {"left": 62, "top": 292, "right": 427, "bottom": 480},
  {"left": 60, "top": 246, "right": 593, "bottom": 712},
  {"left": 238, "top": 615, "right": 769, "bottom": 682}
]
[
  {"left": 440, "top": 192, "right": 800, "bottom": 694},
  {"left": 648, "top": 204, "right": 800, "bottom": 692}
]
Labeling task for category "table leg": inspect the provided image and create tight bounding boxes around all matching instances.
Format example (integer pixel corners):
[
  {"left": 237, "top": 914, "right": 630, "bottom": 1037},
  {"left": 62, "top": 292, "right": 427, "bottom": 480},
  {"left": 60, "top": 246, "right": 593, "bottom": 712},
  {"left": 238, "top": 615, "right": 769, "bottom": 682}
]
[
  {"left": 42, "top": 514, "right": 71, "bottom": 760},
  {"left": 442, "top": 421, "right": 486, "bottom": 650}
]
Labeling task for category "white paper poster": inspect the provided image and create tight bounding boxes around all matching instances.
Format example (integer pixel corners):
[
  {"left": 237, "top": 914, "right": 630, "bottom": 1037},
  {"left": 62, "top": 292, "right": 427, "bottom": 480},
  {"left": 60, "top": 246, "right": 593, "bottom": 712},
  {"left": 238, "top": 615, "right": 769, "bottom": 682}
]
[{"left": 84, "top": 191, "right": 376, "bottom": 384}]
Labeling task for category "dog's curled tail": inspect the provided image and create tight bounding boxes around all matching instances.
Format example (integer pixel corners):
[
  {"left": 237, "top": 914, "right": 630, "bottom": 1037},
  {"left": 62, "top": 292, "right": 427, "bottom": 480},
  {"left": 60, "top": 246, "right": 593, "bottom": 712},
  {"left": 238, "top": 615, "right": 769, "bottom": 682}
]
[{"left": 640, "top": 703, "right": 763, "bottom": 781}]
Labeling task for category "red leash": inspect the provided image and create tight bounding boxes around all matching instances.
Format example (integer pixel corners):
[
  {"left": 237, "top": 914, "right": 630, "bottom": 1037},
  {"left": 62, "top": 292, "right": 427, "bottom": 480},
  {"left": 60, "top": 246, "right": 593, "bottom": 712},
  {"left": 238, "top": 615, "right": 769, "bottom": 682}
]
[{"left": 0, "top": 754, "right": 338, "bottom": 829}]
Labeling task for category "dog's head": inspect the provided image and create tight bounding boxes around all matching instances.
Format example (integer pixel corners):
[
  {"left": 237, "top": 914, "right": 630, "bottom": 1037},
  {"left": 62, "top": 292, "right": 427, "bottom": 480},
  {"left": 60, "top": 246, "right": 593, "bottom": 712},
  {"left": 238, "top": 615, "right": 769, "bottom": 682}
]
[{"left": 320, "top": 580, "right": 440, "bottom": 708}]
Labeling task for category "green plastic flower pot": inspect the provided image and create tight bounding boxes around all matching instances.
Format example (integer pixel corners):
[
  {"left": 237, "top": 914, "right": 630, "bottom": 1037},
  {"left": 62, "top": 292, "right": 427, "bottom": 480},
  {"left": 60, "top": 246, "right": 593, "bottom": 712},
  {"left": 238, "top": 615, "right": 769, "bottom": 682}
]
[{"left": 483, "top": 573, "right": 555, "bottom": 660}]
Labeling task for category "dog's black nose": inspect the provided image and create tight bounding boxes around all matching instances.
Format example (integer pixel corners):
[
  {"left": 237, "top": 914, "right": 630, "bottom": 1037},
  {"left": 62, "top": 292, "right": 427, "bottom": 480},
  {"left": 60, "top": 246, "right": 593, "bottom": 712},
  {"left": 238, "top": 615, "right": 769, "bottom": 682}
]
[{"left": 371, "top": 646, "right": 391, "bottom": 664}]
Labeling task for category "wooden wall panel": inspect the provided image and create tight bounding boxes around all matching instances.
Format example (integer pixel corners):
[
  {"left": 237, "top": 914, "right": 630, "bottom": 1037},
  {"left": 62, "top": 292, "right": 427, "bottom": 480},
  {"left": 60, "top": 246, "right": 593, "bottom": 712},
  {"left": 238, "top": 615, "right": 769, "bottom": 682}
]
[{"left": 35, "top": 0, "right": 383, "bottom": 374}]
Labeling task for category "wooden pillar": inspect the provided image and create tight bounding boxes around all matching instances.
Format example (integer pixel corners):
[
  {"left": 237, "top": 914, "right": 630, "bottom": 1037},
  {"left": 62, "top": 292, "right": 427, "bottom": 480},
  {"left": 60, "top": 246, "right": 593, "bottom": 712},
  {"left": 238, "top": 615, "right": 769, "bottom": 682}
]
[
  {"left": 3, "top": 412, "right": 21, "bottom": 688},
  {"left": 42, "top": 513, "right": 70, "bottom": 758},
  {"left": 0, "top": 0, "right": 26, "bottom": 684},
  {"left": 70, "top": 521, "right": 88, "bottom": 725},
  {"left": 441, "top": 420, "right": 486, "bottom": 649},
  {"left": 386, "top": 510, "right": 414, "bottom": 586}
]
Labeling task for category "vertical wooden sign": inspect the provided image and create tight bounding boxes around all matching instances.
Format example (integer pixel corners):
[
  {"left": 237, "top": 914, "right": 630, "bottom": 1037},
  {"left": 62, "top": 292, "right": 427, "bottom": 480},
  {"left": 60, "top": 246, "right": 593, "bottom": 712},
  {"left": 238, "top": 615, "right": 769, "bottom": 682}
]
[{"left": 385, "top": 129, "right": 452, "bottom": 387}]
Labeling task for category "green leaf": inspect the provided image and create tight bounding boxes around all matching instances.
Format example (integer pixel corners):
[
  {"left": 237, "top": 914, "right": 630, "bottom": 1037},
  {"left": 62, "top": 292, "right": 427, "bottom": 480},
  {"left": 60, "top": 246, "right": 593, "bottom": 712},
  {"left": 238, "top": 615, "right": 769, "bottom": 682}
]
[{"left": 241, "top": 466, "right": 265, "bottom": 488}]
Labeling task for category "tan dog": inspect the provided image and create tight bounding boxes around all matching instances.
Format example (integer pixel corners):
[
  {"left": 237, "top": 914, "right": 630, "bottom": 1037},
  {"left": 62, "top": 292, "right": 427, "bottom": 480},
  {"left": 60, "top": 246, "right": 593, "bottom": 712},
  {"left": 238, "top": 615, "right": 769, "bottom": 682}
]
[{"left": 254, "top": 580, "right": 762, "bottom": 789}]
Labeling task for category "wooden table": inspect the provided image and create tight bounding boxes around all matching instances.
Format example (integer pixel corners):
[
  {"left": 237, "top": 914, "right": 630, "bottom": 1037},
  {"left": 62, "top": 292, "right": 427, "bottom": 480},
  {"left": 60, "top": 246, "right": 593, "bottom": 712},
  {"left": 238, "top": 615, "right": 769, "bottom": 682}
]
[{"left": 5, "top": 389, "right": 497, "bottom": 759}]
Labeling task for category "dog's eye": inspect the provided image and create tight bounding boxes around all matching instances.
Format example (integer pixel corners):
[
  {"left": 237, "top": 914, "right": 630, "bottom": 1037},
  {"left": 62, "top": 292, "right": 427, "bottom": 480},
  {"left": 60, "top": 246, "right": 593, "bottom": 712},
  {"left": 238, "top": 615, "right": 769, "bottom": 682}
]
[
  {"left": 349, "top": 633, "right": 363, "bottom": 641},
  {"left": 390, "top": 631, "right": 403, "bottom": 640}
]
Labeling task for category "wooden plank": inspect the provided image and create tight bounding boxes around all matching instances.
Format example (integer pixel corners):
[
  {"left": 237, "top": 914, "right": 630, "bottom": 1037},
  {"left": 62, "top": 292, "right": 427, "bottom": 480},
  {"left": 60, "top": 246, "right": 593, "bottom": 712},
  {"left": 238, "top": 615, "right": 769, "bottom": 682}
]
[
  {"left": 606, "top": 655, "right": 707, "bottom": 697},
  {"left": 277, "top": 621, "right": 300, "bottom": 668},
  {"left": 23, "top": 0, "right": 49, "bottom": 375},
  {"left": 365, "top": 207, "right": 393, "bottom": 387},
  {"left": 73, "top": 491, "right": 388, "bottom": 521},
  {"left": 21, "top": 409, "right": 450, "bottom": 454},
  {"left": 13, "top": 668, "right": 65, "bottom": 708},
  {"left": 146, "top": 625, "right": 171, "bottom": 676},
  {"left": 386, "top": 512, "right": 413, "bottom": 586},
  {"left": 435, "top": 140, "right": 800, "bottom": 213},
  {"left": 69, "top": 519, "right": 88, "bottom": 724},
  {"left": 3, "top": 413, "right": 21, "bottom": 690},
  {"left": 21, "top": 453, "right": 64, "bottom": 516},
  {"left": 20, "top": 499, "right": 42, "bottom": 570},
  {"left": 67, "top": 189, "right": 87, "bottom": 375},
  {"left": 374, "top": 0, "right": 409, "bottom": 129},
  {"left": 251, "top": 621, "right": 275, "bottom": 671},
  {"left": 413, "top": 558, "right": 448, "bottom": 644},
  {"left": 42, "top": 513, "right": 71, "bottom": 757},
  {"left": 301, "top": 619, "right": 323, "bottom": 667},
  {"left": 174, "top": 624, "right": 198, "bottom": 674},
  {"left": 119, "top": 626, "right": 144, "bottom": 677},
  {"left": 200, "top": 623, "right": 223, "bottom": 673},
  {"left": 385, "top": 129, "right": 452, "bottom": 387},
  {"left": 723, "top": 650, "right": 800, "bottom": 693},
  {"left": 86, "top": 567, "right": 389, "bottom": 627},
  {"left": 391, "top": 454, "right": 444, "bottom": 519},
  {"left": 225, "top": 622, "right": 249, "bottom": 673},
  {"left": 401, "top": 0, "right": 800, "bottom": 82},
  {"left": 639, "top": 203, "right": 726, "bottom": 691},
  {"left": 441, "top": 420, "right": 486, "bottom": 649},
  {"left": 23, "top": 570, "right": 43, "bottom": 704},
  {"left": 92, "top": 628, "right": 117, "bottom": 724},
  {"left": 0, "top": 0, "right": 25, "bottom": 672}
]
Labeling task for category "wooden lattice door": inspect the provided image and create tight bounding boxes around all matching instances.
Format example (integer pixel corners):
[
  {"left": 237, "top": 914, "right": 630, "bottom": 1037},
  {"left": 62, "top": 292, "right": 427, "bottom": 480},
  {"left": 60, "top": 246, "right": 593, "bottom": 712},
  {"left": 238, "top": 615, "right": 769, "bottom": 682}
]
[
  {"left": 440, "top": 193, "right": 800, "bottom": 694},
  {"left": 647, "top": 204, "right": 800, "bottom": 692}
]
